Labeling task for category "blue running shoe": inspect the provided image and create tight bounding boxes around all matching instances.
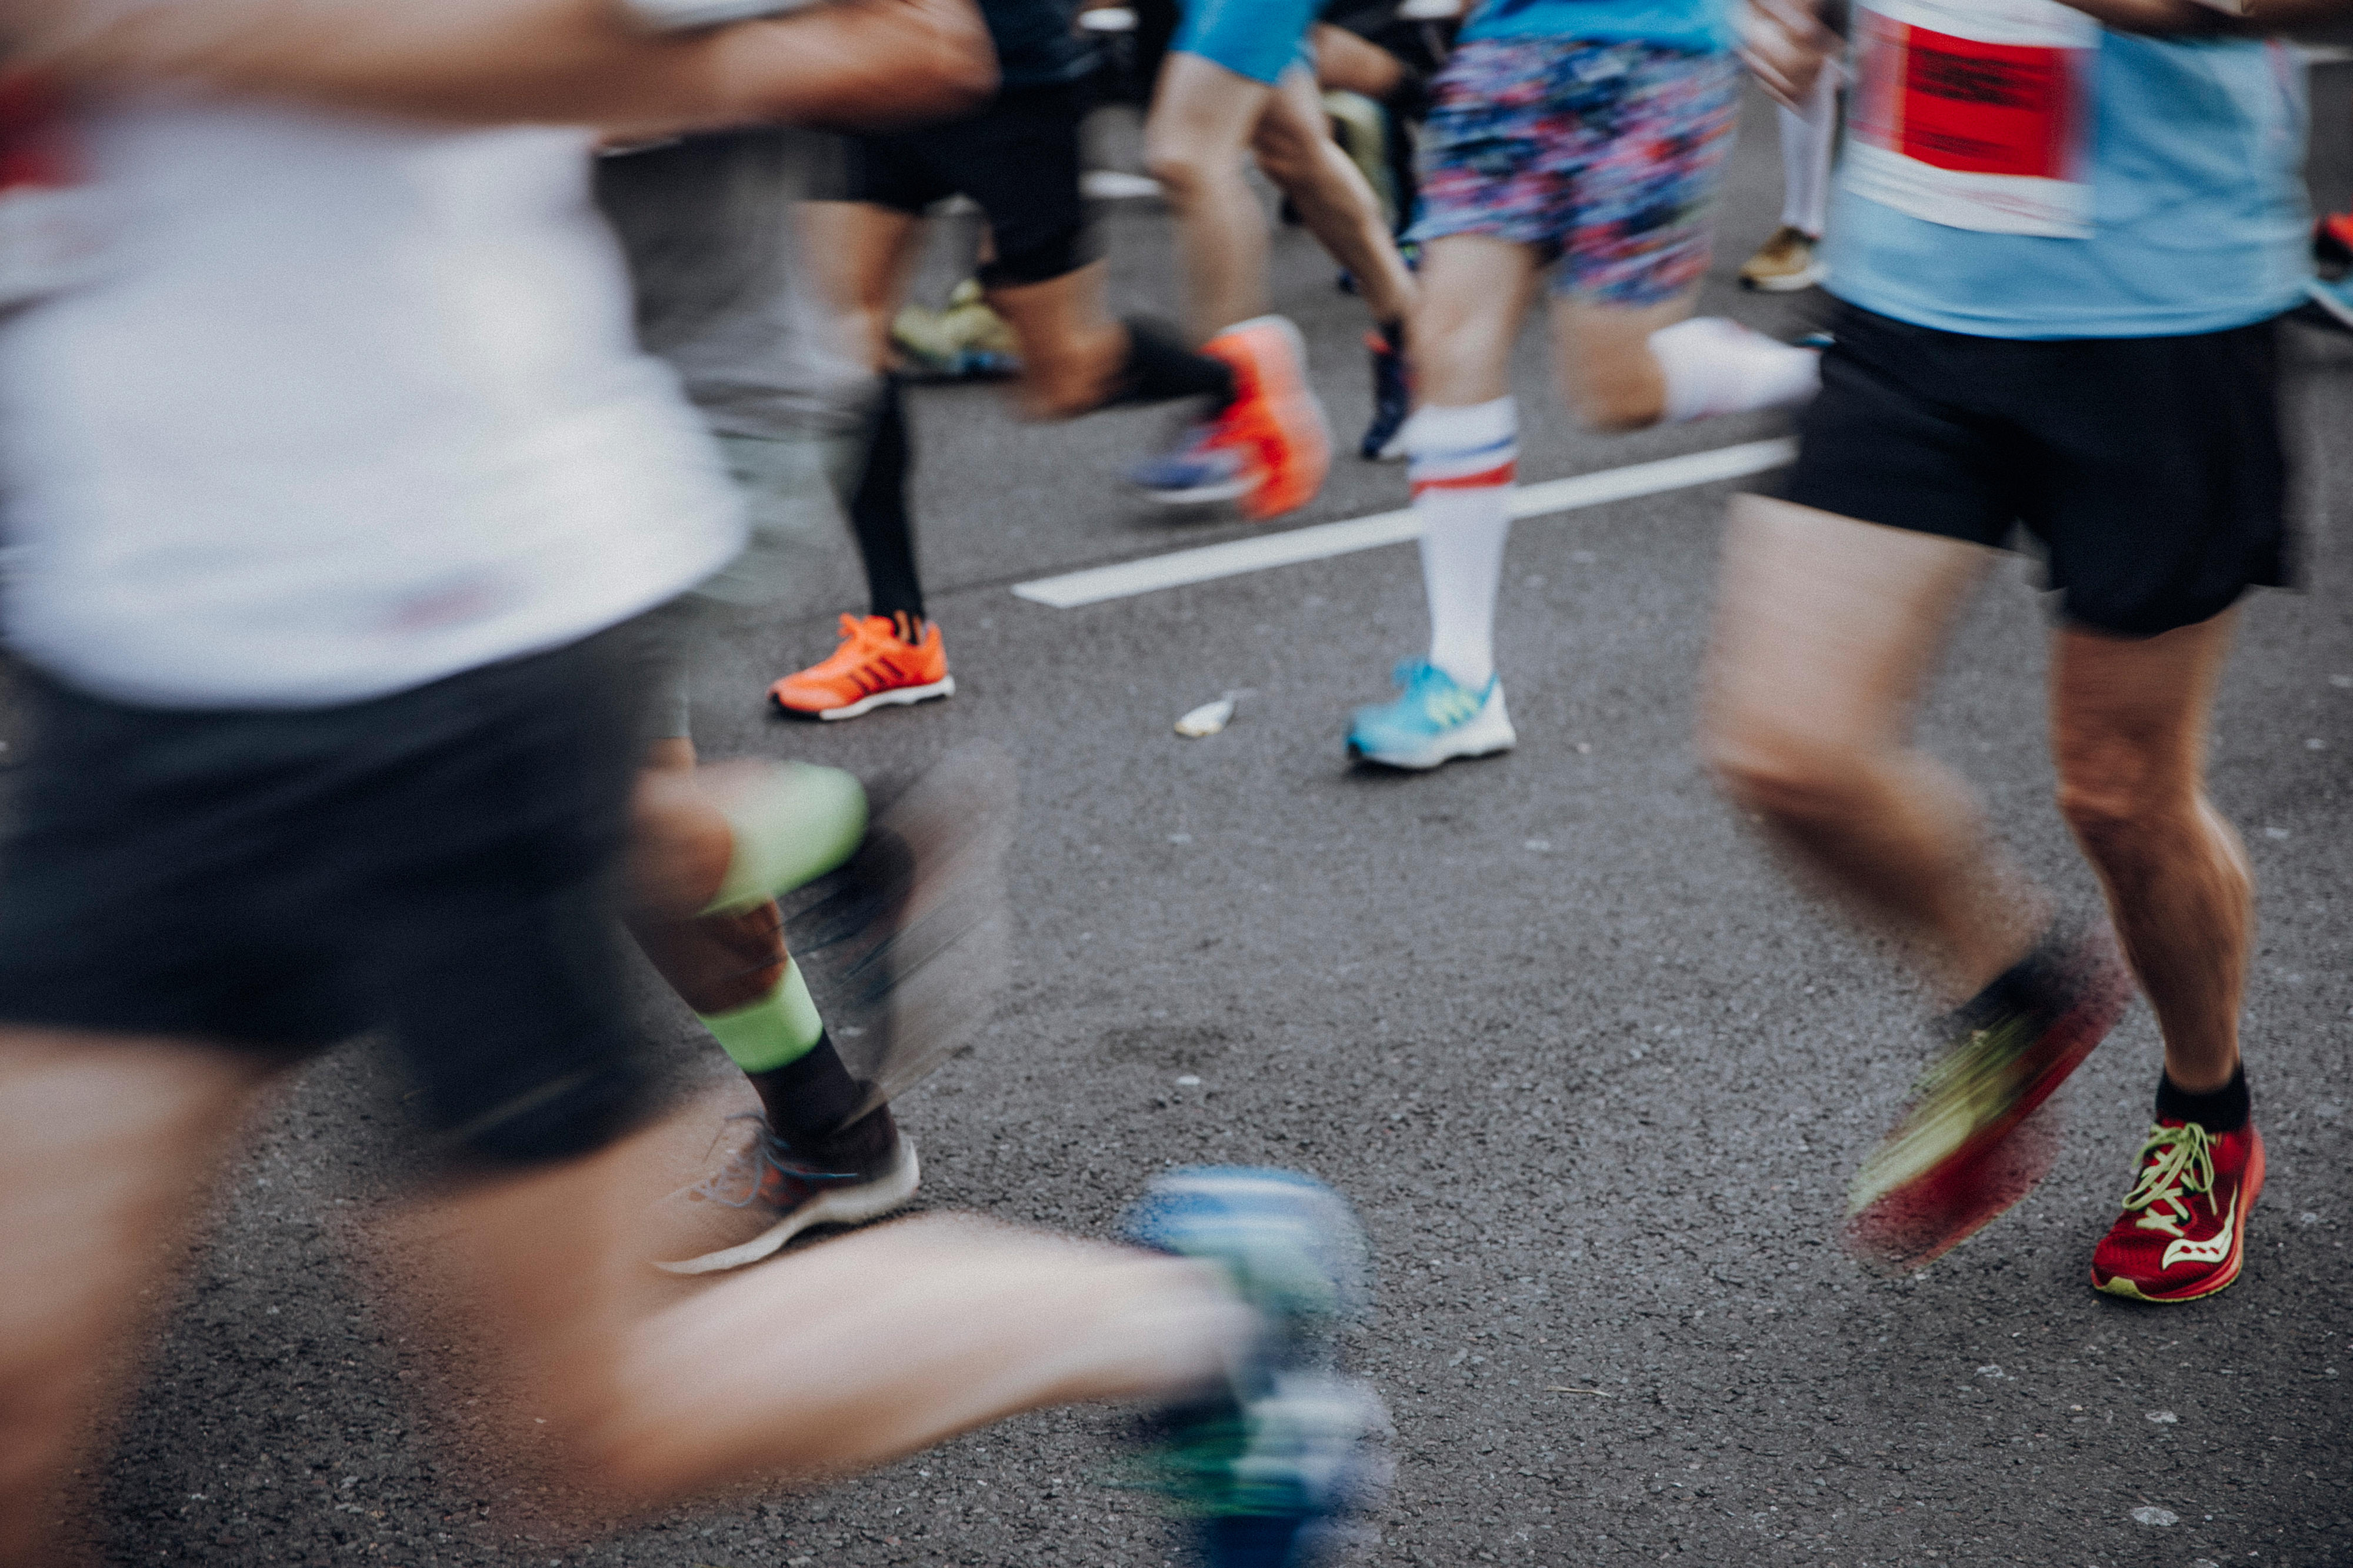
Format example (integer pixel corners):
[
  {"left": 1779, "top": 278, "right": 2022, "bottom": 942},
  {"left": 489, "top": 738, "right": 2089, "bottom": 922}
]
[
  {"left": 1128, "top": 421, "right": 1255, "bottom": 506},
  {"left": 1122, "top": 1169, "right": 1390, "bottom": 1568},
  {"left": 1346, "top": 660, "right": 1515, "bottom": 770},
  {"left": 1358, "top": 329, "right": 1409, "bottom": 462}
]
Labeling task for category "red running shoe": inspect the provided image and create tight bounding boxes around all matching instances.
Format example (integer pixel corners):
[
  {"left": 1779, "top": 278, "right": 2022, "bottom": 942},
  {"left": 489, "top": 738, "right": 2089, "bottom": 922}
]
[
  {"left": 2091, "top": 1117, "right": 2264, "bottom": 1302},
  {"left": 1844, "top": 926, "right": 2133, "bottom": 1273}
]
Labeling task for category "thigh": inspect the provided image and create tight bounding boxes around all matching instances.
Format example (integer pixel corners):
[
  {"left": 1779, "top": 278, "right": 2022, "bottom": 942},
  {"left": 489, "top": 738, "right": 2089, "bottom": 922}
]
[
  {"left": 0, "top": 1028, "right": 281, "bottom": 1516},
  {"left": 1411, "top": 234, "right": 1544, "bottom": 405},
  {"left": 1708, "top": 495, "right": 1997, "bottom": 760},
  {"left": 1168, "top": 0, "right": 1319, "bottom": 86},
  {"left": 2025, "top": 323, "right": 2288, "bottom": 638},
  {"left": 1145, "top": 45, "right": 1278, "bottom": 156},
  {"left": 1552, "top": 46, "right": 1739, "bottom": 308}
]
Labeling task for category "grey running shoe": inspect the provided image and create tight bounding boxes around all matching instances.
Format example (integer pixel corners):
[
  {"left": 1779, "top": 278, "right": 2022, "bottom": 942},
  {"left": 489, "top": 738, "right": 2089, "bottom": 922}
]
[{"left": 646, "top": 1106, "right": 918, "bottom": 1275}]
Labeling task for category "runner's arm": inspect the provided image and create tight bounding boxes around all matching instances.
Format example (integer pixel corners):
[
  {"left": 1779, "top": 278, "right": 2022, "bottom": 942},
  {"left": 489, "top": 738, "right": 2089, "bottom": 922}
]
[
  {"left": 1737, "top": 0, "right": 1839, "bottom": 112},
  {"left": 0, "top": 0, "right": 996, "bottom": 133}
]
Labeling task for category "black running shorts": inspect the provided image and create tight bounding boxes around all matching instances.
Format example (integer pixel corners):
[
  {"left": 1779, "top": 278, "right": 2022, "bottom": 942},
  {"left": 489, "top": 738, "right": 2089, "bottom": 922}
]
[
  {"left": 830, "top": 81, "right": 1097, "bottom": 287},
  {"left": 0, "top": 625, "right": 657, "bottom": 1163},
  {"left": 1782, "top": 302, "right": 2289, "bottom": 637}
]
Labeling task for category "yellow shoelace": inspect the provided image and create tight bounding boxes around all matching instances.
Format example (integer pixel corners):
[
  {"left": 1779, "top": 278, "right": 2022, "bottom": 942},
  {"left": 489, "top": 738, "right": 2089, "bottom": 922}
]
[{"left": 2118, "top": 1122, "right": 2216, "bottom": 1237}]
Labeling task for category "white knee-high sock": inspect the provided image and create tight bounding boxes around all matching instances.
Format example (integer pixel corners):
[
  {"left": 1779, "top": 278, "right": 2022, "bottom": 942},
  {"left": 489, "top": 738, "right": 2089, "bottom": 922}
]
[
  {"left": 1404, "top": 398, "right": 1517, "bottom": 691},
  {"left": 1777, "top": 65, "right": 1839, "bottom": 238},
  {"left": 1649, "top": 318, "right": 1821, "bottom": 425}
]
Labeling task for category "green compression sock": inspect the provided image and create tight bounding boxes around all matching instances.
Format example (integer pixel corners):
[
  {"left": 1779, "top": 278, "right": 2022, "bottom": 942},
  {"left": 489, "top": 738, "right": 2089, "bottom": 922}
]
[
  {"left": 700, "top": 762, "right": 868, "bottom": 915},
  {"left": 698, "top": 959, "right": 826, "bottom": 1073}
]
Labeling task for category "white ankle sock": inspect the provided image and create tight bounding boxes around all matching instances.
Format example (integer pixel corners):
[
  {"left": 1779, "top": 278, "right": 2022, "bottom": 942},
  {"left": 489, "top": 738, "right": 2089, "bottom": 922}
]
[
  {"left": 1650, "top": 317, "right": 1821, "bottom": 425},
  {"left": 1402, "top": 397, "right": 1516, "bottom": 691}
]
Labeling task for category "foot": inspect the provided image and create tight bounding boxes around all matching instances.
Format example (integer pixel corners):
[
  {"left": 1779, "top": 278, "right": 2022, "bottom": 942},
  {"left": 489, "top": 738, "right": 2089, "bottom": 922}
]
[
  {"left": 1201, "top": 316, "right": 1332, "bottom": 521},
  {"left": 1126, "top": 421, "right": 1257, "bottom": 506},
  {"left": 2091, "top": 1116, "right": 2265, "bottom": 1302},
  {"left": 1346, "top": 660, "right": 1515, "bottom": 771},
  {"left": 891, "top": 278, "right": 1021, "bottom": 380},
  {"left": 1844, "top": 926, "right": 2134, "bottom": 1272},
  {"left": 645, "top": 1105, "right": 919, "bottom": 1275},
  {"left": 1359, "top": 329, "right": 1410, "bottom": 462},
  {"left": 1738, "top": 225, "right": 1826, "bottom": 292},
  {"left": 1122, "top": 1169, "right": 1389, "bottom": 1568},
  {"left": 769, "top": 612, "right": 954, "bottom": 721}
]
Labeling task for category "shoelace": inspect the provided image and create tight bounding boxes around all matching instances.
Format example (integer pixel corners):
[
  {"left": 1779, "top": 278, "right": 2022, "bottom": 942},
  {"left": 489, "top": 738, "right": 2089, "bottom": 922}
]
[
  {"left": 1909, "top": 1010, "right": 2036, "bottom": 1110},
  {"left": 693, "top": 1114, "right": 865, "bottom": 1209},
  {"left": 1392, "top": 662, "right": 1481, "bottom": 726},
  {"left": 2118, "top": 1122, "right": 2216, "bottom": 1237}
]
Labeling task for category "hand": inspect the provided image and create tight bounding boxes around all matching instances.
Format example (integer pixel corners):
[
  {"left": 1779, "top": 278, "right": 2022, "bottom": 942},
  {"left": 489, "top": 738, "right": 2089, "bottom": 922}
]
[{"left": 1738, "top": 0, "right": 1837, "bottom": 112}]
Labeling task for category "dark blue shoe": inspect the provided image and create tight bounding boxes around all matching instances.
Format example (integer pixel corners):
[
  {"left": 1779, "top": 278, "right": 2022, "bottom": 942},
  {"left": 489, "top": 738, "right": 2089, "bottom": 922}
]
[{"left": 1358, "top": 330, "right": 1410, "bottom": 462}]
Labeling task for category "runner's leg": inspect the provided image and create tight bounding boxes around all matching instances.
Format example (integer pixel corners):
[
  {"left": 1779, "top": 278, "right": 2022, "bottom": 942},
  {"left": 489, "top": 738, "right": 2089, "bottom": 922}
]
[
  {"left": 1248, "top": 64, "right": 1416, "bottom": 329},
  {"left": 1143, "top": 51, "right": 1279, "bottom": 338},
  {"left": 2049, "top": 613, "right": 2250, "bottom": 1093},
  {"left": 0, "top": 1031, "right": 282, "bottom": 1563},
  {"left": 1701, "top": 496, "right": 2042, "bottom": 1000}
]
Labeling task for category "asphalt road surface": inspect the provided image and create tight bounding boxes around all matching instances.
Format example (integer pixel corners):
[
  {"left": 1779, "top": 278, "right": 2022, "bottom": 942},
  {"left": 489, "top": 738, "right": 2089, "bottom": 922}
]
[{"left": 7, "top": 79, "right": 2352, "bottom": 1568}]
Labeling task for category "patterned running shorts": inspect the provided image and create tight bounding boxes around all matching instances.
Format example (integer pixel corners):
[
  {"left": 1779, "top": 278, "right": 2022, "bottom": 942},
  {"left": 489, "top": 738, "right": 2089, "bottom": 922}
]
[{"left": 1409, "top": 38, "right": 1739, "bottom": 307}]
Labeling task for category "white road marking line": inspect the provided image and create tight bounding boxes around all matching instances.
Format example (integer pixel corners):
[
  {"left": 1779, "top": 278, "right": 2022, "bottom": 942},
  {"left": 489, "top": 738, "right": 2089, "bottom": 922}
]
[{"left": 1010, "top": 438, "right": 1795, "bottom": 609}]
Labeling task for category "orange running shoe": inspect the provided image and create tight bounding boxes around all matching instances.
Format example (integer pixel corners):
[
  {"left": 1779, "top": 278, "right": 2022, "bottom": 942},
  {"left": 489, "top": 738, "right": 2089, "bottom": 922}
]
[
  {"left": 1200, "top": 315, "right": 1332, "bottom": 521},
  {"left": 769, "top": 613, "right": 954, "bottom": 721}
]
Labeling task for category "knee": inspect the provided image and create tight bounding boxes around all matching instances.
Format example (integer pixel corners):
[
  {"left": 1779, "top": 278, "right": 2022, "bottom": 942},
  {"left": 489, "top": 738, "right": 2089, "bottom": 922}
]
[
  {"left": 1699, "top": 710, "right": 1870, "bottom": 828},
  {"left": 2054, "top": 768, "right": 2177, "bottom": 854},
  {"left": 1142, "top": 141, "right": 1215, "bottom": 205}
]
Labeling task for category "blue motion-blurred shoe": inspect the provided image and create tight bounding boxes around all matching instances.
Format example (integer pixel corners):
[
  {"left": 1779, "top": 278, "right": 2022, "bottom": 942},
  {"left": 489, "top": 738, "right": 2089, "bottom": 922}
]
[
  {"left": 1127, "top": 422, "right": 1255, "bottom": 506},
  {"left": 1346, "top": 660, "right": 1515, "bottom": 770},
  {"left": 1122, "top": 1168, "right": 1390, "bottom": 1568}
]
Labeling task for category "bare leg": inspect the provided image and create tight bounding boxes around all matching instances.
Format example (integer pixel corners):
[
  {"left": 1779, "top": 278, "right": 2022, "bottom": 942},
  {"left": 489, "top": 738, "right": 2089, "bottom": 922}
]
[
  {"left": 798, "top": 200, "right": 929, "bottom": 372},
  {"left": 1700, "top": 496, "right": 2045, "bottom": 1000},
  {"left": 984, "top": 260, "right": 1131, "bottom": 418},
  {"left": 1144, "top": 51, "right": 1281, "bottom": 337},
  {"left": 1249, "top": 66, "right": 1416, "bottom": 328},
  {"left": 2050, "top": 613, "right": 2251, "bottom": 1092},
  {"left": 1410, "top": 235, "right": 1541, "bottom": 405},
  {"left": 1312, "top": 21, "right": 1404, "bottom": 99},
  {"left": 1547, "top": 292, "right": 1698, "bottom": 431},
  {"left": 0, "top": 1031, "right": 283, "bottom": 1564},
  {"left": 409, "top": 1130, "right": 1255, "bottom": 1505}
]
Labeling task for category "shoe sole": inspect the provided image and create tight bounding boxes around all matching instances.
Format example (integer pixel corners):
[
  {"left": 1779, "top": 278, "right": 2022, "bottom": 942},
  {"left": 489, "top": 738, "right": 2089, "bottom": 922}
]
[
  {"left": 772, "top": 675, "right": 955, "bottom": 722},
  {"left": 1844, "top": 935, "right": 2132, "bottom": 1272},
  {"left": 1346, "top": 730, "right": 1517, "bottom": 771},
  {"left": 2091, "top": 1132, "right": 2266, "bottom": 1303},
  {"left": 1135, "top": 476, "right": 1258, "bottom": 506},
  {"left": 654, "top": 1136, "right": 922, "bottom": 1276},
  {"left": 1740, "top": 263, "right": 1828, "bottom": 293}
]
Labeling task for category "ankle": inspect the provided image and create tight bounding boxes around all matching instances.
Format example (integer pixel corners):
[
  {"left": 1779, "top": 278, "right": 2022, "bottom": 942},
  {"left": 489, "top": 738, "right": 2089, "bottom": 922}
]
[{"left": 2157, "top": 1063, "right": 2247, "bottom": 1129}]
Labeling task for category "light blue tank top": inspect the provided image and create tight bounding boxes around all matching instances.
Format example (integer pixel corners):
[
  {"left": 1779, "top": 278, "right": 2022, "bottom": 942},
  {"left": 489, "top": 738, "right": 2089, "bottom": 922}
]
[
  {"left": 1826, "top": 28, "right": 2309, "bottom": 340},
  {"left": 1461, "top": 0, "right": 1731, "bottom": 55}
]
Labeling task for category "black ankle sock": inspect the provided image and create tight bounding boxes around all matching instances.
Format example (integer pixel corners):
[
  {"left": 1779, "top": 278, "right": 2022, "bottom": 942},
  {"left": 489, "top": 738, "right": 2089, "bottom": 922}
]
[
  {"left": 1949, "top": 925, "right": 2070, "bottom": 1033},
  {"left": 849, "top": 378, "right": 925, "bottom": 622},
  {"left": 2155, "top": 1065, "right": 2249, "bottom": 1133},
  {"left": 746, "top": 1033, "right": 866, "bottom": 1144},
  {"left": 1111, "top": 316, "right": 1237, "bottom": 412},
  {"left": 1375, "top": 318, "right": 1405, "bottom": 355}
]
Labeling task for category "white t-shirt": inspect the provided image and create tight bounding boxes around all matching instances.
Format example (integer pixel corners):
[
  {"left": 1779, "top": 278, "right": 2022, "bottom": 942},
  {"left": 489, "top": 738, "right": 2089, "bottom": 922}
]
[{"left": 0, "top": 101, "right": 746, "bottom": 708}]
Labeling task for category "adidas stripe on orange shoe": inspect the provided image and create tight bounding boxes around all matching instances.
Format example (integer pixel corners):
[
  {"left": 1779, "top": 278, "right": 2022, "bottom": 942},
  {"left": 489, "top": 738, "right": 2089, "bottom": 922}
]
[{"left": 769, "top": 613, "right": 953, "bottom": 722}]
